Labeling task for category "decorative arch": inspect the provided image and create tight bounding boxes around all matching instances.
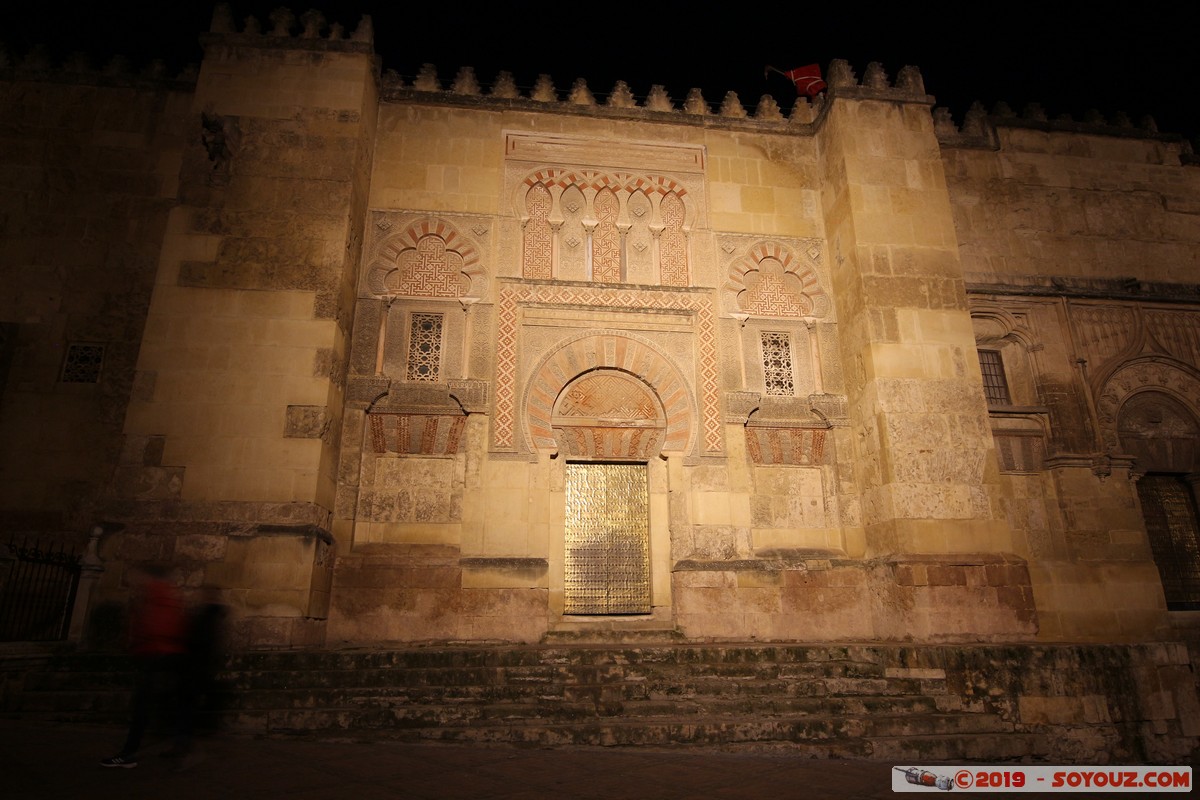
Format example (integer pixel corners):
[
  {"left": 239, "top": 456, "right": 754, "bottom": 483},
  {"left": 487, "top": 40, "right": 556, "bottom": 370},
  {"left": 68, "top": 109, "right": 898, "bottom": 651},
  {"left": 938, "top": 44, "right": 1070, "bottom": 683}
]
[
  {"left": 1115, "top": 380, "right": 1200, "bottom": 610},
  {"left": 1096, "top": 357, "right": 1200, "bottom": 452},
  {"left": 725, "top": 240, "right": 829, "bottom": 318},
  {"left": 523, "top": 184, "right": 553, "bottom": 279},
  {"left": 365, "top": 218, "right": 486, "bottom": 299},
  {"left": 970, "top": 303, "right": 1038, "bottom": 350},
  {"left": 515, "top": 168, "right": 696, "bottom": 284},
  {"left": 1118, "top": 391, "right": 1200, "bottom": 474},
  {"left": 523, "top": 332, "right": 696, "bottom": 456},
  {"left": 552, "top": 370, "right": 668, "bottom": 459},
  {"left": 516, "top": 168, "right": 691, "bottom": 211}
]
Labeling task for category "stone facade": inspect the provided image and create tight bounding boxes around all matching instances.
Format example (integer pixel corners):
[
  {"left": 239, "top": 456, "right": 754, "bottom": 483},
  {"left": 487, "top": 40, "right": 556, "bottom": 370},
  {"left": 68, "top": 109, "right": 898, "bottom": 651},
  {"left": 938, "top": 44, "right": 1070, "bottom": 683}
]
[{"left": 2, "top": 9, "right": 1199, "bottom": 661}]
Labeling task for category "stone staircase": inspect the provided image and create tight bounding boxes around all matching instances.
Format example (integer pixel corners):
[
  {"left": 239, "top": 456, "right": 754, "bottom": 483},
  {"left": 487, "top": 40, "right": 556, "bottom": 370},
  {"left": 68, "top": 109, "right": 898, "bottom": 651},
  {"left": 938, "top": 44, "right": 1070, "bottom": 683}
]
[{"left": 0, "top": 644, "right": 1053, "bottom": 760}]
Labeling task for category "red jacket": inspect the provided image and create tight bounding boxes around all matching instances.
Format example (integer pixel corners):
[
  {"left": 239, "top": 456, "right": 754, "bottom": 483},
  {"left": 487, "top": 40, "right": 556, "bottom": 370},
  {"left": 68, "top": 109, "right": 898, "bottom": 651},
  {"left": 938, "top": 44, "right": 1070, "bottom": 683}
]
[{"left": 129, "top": 579, "right": 186, "bottom": 657}]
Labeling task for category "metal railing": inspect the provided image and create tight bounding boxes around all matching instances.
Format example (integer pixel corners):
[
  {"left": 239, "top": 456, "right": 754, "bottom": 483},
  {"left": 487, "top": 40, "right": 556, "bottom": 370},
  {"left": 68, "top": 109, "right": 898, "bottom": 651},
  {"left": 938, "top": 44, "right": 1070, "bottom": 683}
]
[{"left": 0, "top": 537, "right": 82, "bottom": 642}]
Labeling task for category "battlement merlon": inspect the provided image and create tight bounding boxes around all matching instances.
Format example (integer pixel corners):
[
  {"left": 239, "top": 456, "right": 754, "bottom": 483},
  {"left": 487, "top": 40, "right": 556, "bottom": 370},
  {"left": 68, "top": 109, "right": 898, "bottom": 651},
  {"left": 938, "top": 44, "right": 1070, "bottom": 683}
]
[
  {"left": 2, "top": 4, "right": 1188, "bottom": 147},
  {"left": 196, "top": 6, "right": 937, "bottom": 131},
  {"left": 201, "top": 3, "right": 375, "bottom": 56}
]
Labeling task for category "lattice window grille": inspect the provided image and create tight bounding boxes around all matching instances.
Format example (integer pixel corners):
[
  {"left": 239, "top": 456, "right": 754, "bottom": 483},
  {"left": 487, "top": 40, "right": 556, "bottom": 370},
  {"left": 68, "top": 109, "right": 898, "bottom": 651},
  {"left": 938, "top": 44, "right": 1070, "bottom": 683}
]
[
  {"left": 1138, "top": 474, "right": 1200, "bottom": 610},
  {"left": 406, "top": 313, "right": 443, "bottom": 382},
  {"left": 761, "top": 332, "right": 795, "bottom": 396},
  {"left": 61, "top": 343, "right": 105, "bottom": 383},
  {"left": 978, "top": 349, "right": 1011, "bottom": 405}
]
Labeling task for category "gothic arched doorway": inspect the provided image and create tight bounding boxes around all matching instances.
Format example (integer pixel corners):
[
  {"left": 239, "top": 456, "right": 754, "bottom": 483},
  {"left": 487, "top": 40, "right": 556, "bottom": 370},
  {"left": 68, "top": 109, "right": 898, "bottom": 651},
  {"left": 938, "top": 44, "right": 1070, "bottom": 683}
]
[{"left": 1119, "top": 391, "right": 1200, "bottom": 609}]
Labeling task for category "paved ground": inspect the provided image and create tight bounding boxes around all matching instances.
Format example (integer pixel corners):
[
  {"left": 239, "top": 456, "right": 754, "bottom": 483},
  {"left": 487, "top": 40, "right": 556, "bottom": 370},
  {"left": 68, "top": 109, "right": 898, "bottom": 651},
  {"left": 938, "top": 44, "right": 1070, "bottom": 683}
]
[
  {"left": 3, "top": 718, "right": 898, "bottom": 799},
  {"left": 2, "top": 718, "right": 1192, "bottom": 799}
]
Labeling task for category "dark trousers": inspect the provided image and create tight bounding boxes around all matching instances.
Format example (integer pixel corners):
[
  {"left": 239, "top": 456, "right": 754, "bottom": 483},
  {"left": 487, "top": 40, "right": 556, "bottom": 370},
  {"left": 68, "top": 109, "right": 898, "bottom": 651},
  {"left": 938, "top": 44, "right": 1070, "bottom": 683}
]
[{"left": 120, "top": 654, "right": 184, "bottom": 757}]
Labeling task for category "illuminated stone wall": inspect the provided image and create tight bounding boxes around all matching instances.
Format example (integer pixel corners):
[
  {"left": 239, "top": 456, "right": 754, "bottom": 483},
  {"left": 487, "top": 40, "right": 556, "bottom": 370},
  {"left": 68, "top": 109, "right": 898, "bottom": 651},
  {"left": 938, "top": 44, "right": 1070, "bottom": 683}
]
[{"left": 2, "top": 10, "right": 1198, "bottom": 650}]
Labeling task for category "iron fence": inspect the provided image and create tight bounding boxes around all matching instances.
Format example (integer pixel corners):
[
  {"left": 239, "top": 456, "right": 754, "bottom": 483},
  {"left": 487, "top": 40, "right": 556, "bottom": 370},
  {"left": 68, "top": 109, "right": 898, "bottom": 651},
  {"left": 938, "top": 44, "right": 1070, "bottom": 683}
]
[{"left": 0, "top": 537, "right": 82, "bottom": 641}]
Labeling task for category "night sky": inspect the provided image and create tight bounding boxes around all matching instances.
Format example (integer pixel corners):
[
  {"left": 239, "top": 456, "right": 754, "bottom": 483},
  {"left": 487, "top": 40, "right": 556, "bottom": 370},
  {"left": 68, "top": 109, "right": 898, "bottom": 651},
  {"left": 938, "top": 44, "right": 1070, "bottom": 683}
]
[{"left": 5, "top": 2, "right": 1199, "bottom": 144}]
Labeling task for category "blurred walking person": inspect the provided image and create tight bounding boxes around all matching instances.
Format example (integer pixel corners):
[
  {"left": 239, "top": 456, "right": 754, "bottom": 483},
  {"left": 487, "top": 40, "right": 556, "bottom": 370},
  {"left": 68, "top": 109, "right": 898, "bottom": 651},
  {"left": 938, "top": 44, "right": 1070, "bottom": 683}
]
[
  {"left": 99, "top": 565, "right": 186, "bottom": 768},
  {"left": 174, "top": 585, "right": 228, "bottom": 762}
]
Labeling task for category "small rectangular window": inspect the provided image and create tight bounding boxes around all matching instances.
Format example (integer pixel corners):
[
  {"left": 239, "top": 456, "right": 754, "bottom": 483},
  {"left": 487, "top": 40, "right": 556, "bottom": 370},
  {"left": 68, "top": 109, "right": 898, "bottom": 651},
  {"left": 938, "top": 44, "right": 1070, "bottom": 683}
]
[
  {"left": 761, "top": 332, "right": 794, "bottom": 396},
  {"left": 61, "top": 343, "right": 105, "bottom": 383},
  {"left": 406, "top": 313, "right": 443, "bottom": 382},
  {"left": 977, "top": 350, "right": 1011, "bottom": 405}
]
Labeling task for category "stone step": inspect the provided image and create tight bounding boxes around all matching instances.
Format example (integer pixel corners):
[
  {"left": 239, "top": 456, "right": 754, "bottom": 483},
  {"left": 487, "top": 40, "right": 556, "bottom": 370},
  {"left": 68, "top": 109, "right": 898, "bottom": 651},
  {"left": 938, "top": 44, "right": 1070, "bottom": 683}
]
[
  {"left": 204, "top": 685, "right": 953, "bottom": 721},
  {"left": 7, "top": 646, "right": 955, "bottom": 729},
  {"left": 2, "top": 643, "right": 1181, "bottom": 764},
  {"left": 22, "top": 670, "right": 134, "bottom": 692},
  {"left": 867, "top": 732, "right": 1050, "bottom": 762},
  {"left": 214, "top": 656, "right": 911, "bottom": 683},
  {"left": 226, "top": 711, "right": 1009, "bottom": 756},
  {"left": 206, "top": 663, "right": 923, "bottom": 696},
  {"left": 4, "top": 689, "right": 129, "bottom": 723},
  {"left": 218, "top": 644, "right": 907, "bottom": 672}
]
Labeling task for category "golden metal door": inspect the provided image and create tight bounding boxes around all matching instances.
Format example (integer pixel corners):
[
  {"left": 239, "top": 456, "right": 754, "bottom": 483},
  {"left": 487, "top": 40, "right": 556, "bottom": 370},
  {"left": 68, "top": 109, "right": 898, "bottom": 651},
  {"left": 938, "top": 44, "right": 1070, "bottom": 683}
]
[{"left": 564, "top": 462, "right": 650, "bottom": 614}]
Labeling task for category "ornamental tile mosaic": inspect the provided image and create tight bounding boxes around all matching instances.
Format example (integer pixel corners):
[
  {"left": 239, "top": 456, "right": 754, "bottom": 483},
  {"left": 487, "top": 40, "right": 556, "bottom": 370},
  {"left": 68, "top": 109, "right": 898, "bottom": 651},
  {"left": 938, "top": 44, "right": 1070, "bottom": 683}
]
[
  {"left": 493, "top": 281, "right": 718, "bottom": 454},
  {"left": 593, "top": 188, "right": 621, "bottom": 282},
  {"left": 659, "top": 191, "right": 689, "bottom": 286}
]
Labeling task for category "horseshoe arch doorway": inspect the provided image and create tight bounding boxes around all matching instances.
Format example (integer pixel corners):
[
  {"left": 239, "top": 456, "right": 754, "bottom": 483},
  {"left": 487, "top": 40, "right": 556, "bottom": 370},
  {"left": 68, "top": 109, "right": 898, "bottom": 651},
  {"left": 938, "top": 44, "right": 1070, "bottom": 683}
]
[{"left": 553, "top": 369, "right": 665, "bottom": 615}]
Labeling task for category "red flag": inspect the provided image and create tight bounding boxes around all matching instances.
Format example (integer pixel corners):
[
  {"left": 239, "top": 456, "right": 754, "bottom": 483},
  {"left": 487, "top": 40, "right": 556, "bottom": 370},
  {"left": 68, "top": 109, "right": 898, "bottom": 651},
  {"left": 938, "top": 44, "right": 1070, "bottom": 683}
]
[{"left": 784, "top": 64, "right": 826, "bottom": 97}]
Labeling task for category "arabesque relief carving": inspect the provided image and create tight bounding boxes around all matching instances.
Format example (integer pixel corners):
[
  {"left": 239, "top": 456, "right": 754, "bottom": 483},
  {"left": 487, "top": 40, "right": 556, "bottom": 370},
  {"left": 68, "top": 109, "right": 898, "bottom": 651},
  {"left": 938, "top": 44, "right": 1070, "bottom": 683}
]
[
  {"left": 516, "top": 168, "right": 693, "bottom": 285},
  {"left": 365, "top": 217, "right": 487, "bottom": 299},
  {"left": 552, "top": 370, "right": 667, "bottom": 459},
  {"left": 723, "top": 240, "right": 829, "bottom": 318},
  {"left": 1146, "top": 310, "right": 1200, "bottom": 368},
  {"left": 494, "top": 282, "right": 716, "bottom": 454},
  {"left": 1070, "top": 305, "right": 1139, "bottom": 371}
]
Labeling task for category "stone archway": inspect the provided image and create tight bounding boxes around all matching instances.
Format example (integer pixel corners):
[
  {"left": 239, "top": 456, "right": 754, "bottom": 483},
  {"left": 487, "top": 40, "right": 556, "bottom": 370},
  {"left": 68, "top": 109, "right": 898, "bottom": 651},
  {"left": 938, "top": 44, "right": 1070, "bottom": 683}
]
[
  {"left": 552, "top": 369, "right": 662, "bottom": 614},
  {"left": 523, "top": 331, "right": 695, "bottom": 456},
  {"left": 552, "top": 369, "right": 667, "bottom": 459},
  {"left": 1117, "top": 388, "right": 1200, "bottom": 609},
  {"left": 1096, "top": 358, "right": 1200, "bottom": 452},
  {"left": 1119, "top": 391, "right": 1200, "bottom": 474}
]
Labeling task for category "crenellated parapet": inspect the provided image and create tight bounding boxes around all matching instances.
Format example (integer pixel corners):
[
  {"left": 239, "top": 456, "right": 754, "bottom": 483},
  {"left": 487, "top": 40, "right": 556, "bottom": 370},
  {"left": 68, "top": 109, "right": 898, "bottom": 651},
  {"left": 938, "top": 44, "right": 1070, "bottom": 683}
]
[
  {"left": 200, "top": 3, "right": 374, "bottom": 56},
  {"left": 380, "top": 64, "right": 822, "bottom": 129},
  {"left": 934, "top": 99, "right": 1191, "bottom": 154},
  {"left": 379, "top": 58, "right": 935, "bottom": 133},
  {"left": 0, "top": 42, "right": 197, "bottom": 89},
  {"left": 823, "top": 59, "right": 929, "bottom": 101}
]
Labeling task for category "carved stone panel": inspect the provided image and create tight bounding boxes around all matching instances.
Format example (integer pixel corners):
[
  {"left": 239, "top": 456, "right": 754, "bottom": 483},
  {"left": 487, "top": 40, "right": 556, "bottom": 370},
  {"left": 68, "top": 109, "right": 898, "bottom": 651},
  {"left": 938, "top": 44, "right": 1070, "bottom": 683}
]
[
  {"left": 553, "top": 370, "right": 666, "bottom": 459},
  {"left": 493, "top": 281, "right": 718, "bottom": 455},
  {"left": 363, "top": 214, "right": 489, "bottom": 300},
  {"left": 1118, "top": 391, "right": 1200, "bottom": 473},
  {"left": 721, "top": 238, "right": 830, "bottom": 319}
]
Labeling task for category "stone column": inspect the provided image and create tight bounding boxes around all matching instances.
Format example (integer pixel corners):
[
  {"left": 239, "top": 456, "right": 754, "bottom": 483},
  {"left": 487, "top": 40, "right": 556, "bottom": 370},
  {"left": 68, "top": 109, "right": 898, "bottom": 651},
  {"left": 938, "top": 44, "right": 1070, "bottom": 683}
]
[{"left": 67, "top": 526, "right": 104, "bottom": 644}]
